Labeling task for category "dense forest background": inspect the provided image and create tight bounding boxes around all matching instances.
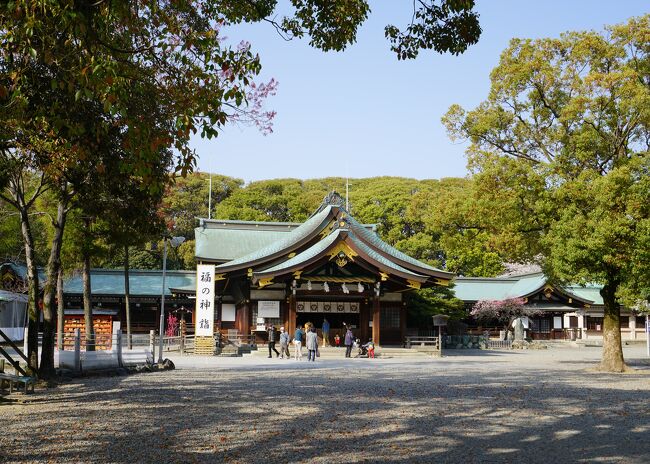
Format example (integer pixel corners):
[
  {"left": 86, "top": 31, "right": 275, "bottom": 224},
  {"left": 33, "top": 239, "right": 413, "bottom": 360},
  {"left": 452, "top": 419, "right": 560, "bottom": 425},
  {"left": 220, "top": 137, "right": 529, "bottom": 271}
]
[{"left": 0, "top": 172, "right": 505, "bottom": 278}]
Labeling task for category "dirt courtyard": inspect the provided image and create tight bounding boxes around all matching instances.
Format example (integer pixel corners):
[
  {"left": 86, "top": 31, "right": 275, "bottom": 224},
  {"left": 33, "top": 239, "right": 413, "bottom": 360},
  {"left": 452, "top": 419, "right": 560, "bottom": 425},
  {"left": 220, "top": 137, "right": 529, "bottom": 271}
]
[{"left": 1, "top": 345, "right": 649, "bottom": 463}]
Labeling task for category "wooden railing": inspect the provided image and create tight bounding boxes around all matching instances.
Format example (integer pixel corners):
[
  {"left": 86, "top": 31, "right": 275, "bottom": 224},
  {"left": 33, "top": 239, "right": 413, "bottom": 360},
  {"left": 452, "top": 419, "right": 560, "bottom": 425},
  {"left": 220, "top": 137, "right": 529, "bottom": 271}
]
[{"left": 404, "top": 336, "right": 440, "bottom": 351}]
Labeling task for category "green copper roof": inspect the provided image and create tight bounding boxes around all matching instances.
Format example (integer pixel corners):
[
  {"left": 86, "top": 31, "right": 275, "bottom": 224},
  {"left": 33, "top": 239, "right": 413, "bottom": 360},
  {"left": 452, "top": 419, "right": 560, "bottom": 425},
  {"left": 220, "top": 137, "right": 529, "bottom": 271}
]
[
  {"left": 564, "top": 285, "right": 604, "bottom": 305},
  {"left": 348, "top": 232, "right": 427, "bottom": 280},
  {"left": 1, "top": 262, "right": 47, "bottom": 284},
  {"left": 256, "top": 228, "right": 343, "bottom": 275},
  {"left": 63, "top": 269, "right": 195, "bottom": 296},
  {"left": 214, "top": 206, "right": 335, "bottom": 269},
  {"left": 255, "top": 228, "right": 427, "bottom": 281},
  {"left": 504, "top": 273, "right": 547, "bottom": 298},
  {"left": 345, "top": 215, "right": 452, "bottom": 279},
  {"left": 453, "top": 273, "right": 603, "bottom": 305},
  {"left": 195, "top": 227, "right": 292, "bottom": 262},
  {"left": 453, "top": 277, "right": 517, "bottom": 301}
]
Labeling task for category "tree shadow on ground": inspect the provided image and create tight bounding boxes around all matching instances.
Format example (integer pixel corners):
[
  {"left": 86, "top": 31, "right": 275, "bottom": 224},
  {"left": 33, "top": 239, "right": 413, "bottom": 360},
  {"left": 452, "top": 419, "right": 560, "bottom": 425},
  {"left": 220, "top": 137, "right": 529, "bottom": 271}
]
[{"left": 2, "top": 362, "right": 649, "bottom": 463}]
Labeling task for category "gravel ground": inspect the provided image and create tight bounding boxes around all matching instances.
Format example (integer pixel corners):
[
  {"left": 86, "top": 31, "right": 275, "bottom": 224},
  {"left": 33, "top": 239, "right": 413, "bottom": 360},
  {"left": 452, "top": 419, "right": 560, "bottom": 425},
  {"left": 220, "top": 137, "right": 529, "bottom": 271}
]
[{"left": 1, "top": 345, "right": 650, "bottom": 464}]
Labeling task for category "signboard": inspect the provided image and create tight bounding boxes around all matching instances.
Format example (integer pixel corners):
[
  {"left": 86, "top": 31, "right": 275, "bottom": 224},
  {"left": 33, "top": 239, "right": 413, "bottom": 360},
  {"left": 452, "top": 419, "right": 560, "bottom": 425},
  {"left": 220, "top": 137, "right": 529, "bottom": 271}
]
[
  {"left": 221, "top": 303, "right": 236, "bottom": 322},
  {"left": 258, "top": 300, "right": 280, "bottom": 318},
  {"left": 195, "top": 264, "right": 215, "bottom": 336}
]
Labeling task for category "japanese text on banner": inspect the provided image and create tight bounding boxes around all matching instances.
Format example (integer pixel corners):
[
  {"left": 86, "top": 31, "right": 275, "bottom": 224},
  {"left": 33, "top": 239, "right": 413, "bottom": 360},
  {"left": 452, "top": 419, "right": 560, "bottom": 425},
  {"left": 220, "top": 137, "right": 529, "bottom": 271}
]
[{"left": 195, "top": 264, "right": 215, "bottom": 336}]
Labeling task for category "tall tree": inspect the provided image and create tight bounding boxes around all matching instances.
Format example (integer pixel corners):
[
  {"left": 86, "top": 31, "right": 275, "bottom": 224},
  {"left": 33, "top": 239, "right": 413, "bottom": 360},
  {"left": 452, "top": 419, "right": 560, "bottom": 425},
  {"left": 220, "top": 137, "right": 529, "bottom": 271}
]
[
  {"left": 444, "top": 15, "right": 650, "bottom": 372},
  {"left": 0, "top": 156, "right": 48, "bottom": 372}
]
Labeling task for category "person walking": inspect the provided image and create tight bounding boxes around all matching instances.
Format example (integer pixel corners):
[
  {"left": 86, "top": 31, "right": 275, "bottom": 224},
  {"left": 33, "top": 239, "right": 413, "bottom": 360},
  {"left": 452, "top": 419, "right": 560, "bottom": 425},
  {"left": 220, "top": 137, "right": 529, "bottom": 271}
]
[
  {"left": 279, "top": 326, "right": 291, "bottom": 359},
  {"left": 306, "top": 326, "right": 318, "bottom": 362},
  {"left": 267, "top": 324, "right": 280, "bottom": 358},
  {"left": 344, "top": 327, "right": 354, "bottom": 358},
  {"left": 293, "top": 325, "right": 304, "bottom": 360},
  {"left": 322, "top": 318, "right": 330, "bottom": 347}
]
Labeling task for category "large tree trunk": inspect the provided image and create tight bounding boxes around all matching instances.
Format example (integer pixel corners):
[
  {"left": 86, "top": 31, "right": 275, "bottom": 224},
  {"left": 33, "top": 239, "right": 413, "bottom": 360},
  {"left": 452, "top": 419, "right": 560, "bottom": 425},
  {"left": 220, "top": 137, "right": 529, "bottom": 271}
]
[
  {"left": 19, "top": 207, "right": 40, "bottom": 374},
  {"left": 83, "top": 219, "right": 95, "bottom": 351},
  {"left": 40, "top": 198, "right": 67, "bottom": 377},
  {"left": 598, "top": 279, "right": 627, "bottom": 372},
  {"left": 124, "top": 245, "right": 132, "bottom": 349},
  {"left": 57, "top": 267, "right": 64, "bottom": 350}
]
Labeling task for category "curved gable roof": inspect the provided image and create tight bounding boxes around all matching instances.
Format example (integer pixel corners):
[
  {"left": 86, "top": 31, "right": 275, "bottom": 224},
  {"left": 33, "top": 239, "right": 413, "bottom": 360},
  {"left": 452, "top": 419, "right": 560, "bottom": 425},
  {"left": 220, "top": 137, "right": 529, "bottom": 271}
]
[
  {"left": 345, "top": 214, "right": 453, "bottom": 280},
  {"left": 214, "top": 206, "right": 336, "bottom": 271},
  {"left": 253, "top": 228, "right": 428, "bottom": 282}
]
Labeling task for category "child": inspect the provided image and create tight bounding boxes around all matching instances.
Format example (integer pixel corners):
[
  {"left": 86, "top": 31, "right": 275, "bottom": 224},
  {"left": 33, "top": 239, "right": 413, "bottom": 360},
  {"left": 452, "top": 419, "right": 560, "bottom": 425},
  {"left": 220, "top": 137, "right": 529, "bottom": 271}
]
[
  {"left": 334, "top": 334, "right": 341, "bottom": 348},
  {"left": 365, "top": 340, "right": 375, "bottom": 358}
]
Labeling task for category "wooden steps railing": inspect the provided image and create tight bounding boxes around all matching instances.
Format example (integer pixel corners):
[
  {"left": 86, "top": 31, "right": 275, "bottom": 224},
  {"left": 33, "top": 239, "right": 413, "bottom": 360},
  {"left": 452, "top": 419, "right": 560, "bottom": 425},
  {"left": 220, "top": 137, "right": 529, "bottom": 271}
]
[{"left": 0, "top": 328, "right": 33, "bottom": 377}]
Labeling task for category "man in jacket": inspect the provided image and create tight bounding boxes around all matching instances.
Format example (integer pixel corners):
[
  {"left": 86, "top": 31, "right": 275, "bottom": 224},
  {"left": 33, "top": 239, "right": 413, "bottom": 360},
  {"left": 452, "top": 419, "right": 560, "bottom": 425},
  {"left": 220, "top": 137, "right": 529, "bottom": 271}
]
[
  {"left": 267, "top": 325, "right": 280, "bottom": 358},
  {"left": 306, "top": 327, "right": 318, "bottom": 362},
  {"left": 344, "top": 327, "right": 354, "bottom": 358},
  {"left": 279, "top": 326, "right": 290, "bottom": 359}
]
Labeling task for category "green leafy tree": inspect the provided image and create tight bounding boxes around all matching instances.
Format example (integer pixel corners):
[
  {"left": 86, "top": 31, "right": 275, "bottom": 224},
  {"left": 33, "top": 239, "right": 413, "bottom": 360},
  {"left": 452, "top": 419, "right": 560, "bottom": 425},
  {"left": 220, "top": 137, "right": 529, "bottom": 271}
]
[
  {"left": 406, "top": 285, "right": 466, "bottom": 328},
  {"left": 444, "top": 15, "right": 650, "bottom": 372},
  {"left": 162, "top": 173, "right": 243, "bottom": 239}
]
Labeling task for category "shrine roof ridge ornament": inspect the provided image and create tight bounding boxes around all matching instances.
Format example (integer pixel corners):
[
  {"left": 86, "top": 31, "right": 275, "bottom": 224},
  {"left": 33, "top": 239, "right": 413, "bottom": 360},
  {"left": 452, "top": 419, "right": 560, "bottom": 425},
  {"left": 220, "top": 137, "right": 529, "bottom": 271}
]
[{"left": 311, "top": 191, "right": 347, "bottom": 217}]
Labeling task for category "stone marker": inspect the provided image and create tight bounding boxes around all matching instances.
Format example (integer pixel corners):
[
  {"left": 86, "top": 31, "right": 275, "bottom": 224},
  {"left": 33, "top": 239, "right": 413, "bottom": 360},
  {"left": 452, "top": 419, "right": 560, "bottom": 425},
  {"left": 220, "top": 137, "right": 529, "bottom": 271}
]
[{"left": 514, "top": 318, "right": 525, "bottom": 342}]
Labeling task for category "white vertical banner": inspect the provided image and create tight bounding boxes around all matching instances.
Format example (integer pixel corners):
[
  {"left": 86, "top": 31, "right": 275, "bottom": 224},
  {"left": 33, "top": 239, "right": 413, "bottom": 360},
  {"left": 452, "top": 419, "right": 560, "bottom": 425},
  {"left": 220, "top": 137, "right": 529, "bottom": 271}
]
[{"left": 195, "top": 264, "right": 215, "bottom": 336}]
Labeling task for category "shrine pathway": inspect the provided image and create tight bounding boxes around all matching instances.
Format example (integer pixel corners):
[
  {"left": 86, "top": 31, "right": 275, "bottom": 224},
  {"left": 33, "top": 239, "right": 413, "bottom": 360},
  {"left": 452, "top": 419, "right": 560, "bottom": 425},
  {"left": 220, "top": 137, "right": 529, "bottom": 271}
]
[{"left": 1, "top": 346, "right": 649, "bottom": 463}]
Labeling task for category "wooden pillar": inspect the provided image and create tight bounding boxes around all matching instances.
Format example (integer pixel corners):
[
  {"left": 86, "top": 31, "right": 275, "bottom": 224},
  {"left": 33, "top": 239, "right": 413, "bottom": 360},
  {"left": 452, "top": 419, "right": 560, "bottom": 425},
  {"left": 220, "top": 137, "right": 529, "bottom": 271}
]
[
  {"left": 241, "top": 303, "right": 250, "bottom": 338},
  {"left": 372, "top": 296, "right": 380, "bottom": 346},
  {"left": 400, "top": 303, "right": 407, "bottom": 343},
  {"left": 288, "top": 294, "right": 296, "bottom": 336},
  {"left": 235, "top": 302, "right": 250, "bottom": 337}
]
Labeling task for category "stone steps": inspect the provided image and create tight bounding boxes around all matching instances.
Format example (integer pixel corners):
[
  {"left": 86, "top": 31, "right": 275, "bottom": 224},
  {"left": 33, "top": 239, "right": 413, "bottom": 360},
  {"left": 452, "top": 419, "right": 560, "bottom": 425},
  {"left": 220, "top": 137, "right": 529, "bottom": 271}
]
[{"left": 248, "top": 346, "right": 433, "bottom": 359}]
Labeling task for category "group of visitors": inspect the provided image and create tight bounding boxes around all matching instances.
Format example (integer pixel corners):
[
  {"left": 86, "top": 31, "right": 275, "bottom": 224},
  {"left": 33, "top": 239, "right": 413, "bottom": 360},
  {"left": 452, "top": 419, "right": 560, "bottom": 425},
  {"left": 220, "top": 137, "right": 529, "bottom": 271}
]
[
  {"left": 266, "top": 321, "right": 375, "bottom": 360},
  {"left": 266, "top": 324, "right": 319, "bottom": 361}
]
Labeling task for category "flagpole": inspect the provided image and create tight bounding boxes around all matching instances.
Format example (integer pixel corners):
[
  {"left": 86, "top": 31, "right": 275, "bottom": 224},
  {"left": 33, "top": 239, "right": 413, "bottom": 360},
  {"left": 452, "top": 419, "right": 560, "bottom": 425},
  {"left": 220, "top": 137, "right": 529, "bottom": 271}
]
[{"left": 208, "top": 173, "right": 212, "bottom": 219}]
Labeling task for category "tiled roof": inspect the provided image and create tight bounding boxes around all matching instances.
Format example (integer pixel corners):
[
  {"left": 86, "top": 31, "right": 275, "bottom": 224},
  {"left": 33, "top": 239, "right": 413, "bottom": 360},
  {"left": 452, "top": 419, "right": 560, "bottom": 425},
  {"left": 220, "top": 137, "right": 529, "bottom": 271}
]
[
  {"left": 214, "top": 206, "right": 335, "bottom": 269},
  {"left": 254, "top": 228, "right": 427, "bottom": 281},
  {"left": 63, "top": 269, "right": 195, "bottom": 296},
  {"left": 563, "top": 285, "right": 604, "bottom": 305},
  {"left": 255, "top": 228, "right": 343, "bottom": 275},
  {"left": 453, "top": 273, "right": 603, "bottom": 305},
  {"left": 195, "top": 227, "right": 292, "bottom": 262},
  {"left": 345, "top": 214, "right": 453, "bottom": 278},
  {"left": 347, "top": 232, "right": 427, "bottom": 280}
]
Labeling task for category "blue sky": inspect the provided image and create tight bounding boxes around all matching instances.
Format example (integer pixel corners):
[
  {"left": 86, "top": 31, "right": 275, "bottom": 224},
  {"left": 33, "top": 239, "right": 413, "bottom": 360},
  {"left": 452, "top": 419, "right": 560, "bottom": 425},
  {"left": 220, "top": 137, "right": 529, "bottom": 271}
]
[{"left": 192, "top": 1, "right": 648, "bottom": 182}]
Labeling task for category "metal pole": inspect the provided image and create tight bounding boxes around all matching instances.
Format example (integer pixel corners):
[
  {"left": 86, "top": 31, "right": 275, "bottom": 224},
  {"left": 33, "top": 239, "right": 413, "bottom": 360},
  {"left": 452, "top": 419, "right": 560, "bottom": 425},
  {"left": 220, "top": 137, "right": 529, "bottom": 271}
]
[
  {"left": 646, "top": 315, "right": 649, "bottom": 358},
  {"left": 158, "top": 239, "right": 168, "bottom": 363}
]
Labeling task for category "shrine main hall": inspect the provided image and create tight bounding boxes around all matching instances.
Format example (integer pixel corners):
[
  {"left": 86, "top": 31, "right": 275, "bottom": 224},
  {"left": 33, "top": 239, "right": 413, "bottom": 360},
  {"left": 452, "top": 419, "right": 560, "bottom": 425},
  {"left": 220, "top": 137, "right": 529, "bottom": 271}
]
[{"left": 187, "top": 193, "right": 454, "bottom": 345}]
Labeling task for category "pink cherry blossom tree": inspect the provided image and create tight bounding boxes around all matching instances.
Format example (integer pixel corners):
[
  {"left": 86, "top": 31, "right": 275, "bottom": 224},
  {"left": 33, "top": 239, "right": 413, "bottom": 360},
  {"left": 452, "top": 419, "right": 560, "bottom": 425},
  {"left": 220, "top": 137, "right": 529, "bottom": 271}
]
[{"left": 470, "top": 298, "right": 543, "bottom": 333}]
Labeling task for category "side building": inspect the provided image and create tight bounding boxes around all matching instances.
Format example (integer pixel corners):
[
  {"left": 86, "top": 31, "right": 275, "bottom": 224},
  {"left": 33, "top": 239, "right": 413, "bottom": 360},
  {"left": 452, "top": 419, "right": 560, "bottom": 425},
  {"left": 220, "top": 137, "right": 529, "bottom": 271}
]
[{"left": 454, "top": 272, "right": 647, "bottom": 341}]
